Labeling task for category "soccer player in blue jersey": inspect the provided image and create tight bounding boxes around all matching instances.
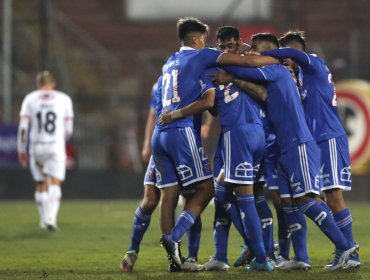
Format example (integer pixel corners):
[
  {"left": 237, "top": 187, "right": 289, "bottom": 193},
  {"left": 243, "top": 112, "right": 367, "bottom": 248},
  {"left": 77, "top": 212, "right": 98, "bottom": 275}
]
[
  {"left": 152, "top": 17, "right": 278, "bottom": 271},
  {"left": 262, "top": 30, "right": 360, "bottom": 268},
  {"left": 211, "top": 33, "right": 358, "bottom": 271},
  {"left": 120, "top": 79, "right": 204, "bottom": 273}
]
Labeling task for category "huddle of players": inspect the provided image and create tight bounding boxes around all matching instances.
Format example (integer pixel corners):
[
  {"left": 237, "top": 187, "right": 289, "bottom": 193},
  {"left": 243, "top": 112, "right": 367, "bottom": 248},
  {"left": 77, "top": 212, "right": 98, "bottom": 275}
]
[{"left": 120, "top": 17, "right": 360, "bottom": 273}]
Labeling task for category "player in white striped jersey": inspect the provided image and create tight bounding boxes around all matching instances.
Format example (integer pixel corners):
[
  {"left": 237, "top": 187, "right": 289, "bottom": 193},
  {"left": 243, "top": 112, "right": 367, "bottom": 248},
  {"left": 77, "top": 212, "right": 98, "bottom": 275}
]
[{"left": 17, "top": 71, "right": 74, "bottom": 231}]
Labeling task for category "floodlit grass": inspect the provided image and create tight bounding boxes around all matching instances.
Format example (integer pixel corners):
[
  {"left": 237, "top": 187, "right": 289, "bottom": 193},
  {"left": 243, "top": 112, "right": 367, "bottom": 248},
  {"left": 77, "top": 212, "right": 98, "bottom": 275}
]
[{"left": 0, "top": 200, "right": 368, "bottom": 279}]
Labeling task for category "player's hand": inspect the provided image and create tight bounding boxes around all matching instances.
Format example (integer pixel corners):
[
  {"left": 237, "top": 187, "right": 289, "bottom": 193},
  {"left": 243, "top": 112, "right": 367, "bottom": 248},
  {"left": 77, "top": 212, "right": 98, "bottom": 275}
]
[
  {"left": 247, "top": 51, "right": 261, "bottom": 56},
  {"left": 141, "top": 145, "right": 151, "bottom": 163},
  {"left": 238, "top": 43, "right": 251, "bottom": 55},
  {"left": 209, "top": 70, "right": 234, "bottom": 85},
  {"left": 18, "top": 152, "right": 28, "bottom": 168},
  {"left": 158, "top": 110, "right": 173, "bottom": 125}
]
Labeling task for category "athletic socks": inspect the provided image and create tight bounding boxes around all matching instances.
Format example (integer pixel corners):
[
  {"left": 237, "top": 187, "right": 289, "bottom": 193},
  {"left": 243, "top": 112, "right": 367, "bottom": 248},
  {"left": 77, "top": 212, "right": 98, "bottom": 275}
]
[
  {"left": 282, "top": 203, "right": 309, "bottom": 262},
  {"left": 128, "top": 207, "right": 152, "bottom": 252},
  {"left": 213, "top": 188, "right": 231, "bottom": 263},
  {"left": 48, "top": 185, "right": 62, "bottom": 226},
  {"left": 255, "top": 196, "right": 274, "bottom": 259},
  {"left": 333, "top": 208, "right": 354, "bottom": 244},
  {"left": 169, "top": 210, "right": 196, "bottom": 243},
  {"left": 236, "top": 194, "right": 266, "bottom": 263},
  {"left": 298, "top": 199, "right": 350, "bottom": 251},
  {"left": 215, "top": 182, "right": 247, "bottom": 243},
  {"left": 187, "top": 217, "right": 202, "bottom": 259},
  {"left": 35, "top": 191, "right": 47, "bottom": 226},
  {"left": 276, "top": 206, "right": 291, "bottom": 259}
]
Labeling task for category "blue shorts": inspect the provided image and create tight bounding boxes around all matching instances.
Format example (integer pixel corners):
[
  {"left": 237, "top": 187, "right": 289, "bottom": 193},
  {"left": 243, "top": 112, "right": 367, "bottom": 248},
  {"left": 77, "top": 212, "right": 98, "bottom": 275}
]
[
  {"left": 143, "top": 156, "right": 157, "bottom": 186},
  {"left": 263, "top": 141, "right": 280, "bottom": 191},
  {"left": 151, "top": 127, "right": 213, "bottom": 189},
  {"left": 318, "top": 135, "right": 351, "bottom": 191},
  {"left": 221, "top": 124, "right": 265, "bottom": 185},
  {"left": 278, "top": 141, "right": 321, "bottom": 198}
]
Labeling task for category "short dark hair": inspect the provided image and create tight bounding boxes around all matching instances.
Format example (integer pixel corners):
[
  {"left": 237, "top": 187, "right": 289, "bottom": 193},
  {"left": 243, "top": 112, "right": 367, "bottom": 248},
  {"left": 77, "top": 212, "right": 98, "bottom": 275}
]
[
  {"left": 177, "top": 17, "right": 209, "bottom": 41},
  {"left": 216, "top": 26, "right": 240, "bottom": 42},
  {"left": 279, "top": 30, "right": 306, "bottom": 50},
  {"left": 251, "top": 33, "right": 279, "bottom": 48}
]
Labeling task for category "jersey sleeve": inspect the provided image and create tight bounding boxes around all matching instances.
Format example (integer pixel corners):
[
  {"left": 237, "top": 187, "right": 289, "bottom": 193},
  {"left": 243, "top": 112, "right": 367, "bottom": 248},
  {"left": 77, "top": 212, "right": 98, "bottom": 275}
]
[
  {"left": 261, "top": 48, "right": 312, "bottom": 70},
  {"left": 149, "top": 82, "right": 158, "bottom": 109},
  {"left": 65, "top": 96, "right": 74, "bottom": 120},
  {"left": 19, "top": 95, "right": 31, "bottom": 118},
  {"left": 198, "top": 48, "right": 224, "bottom": 67},
  {"left": 223, "top": 65, "right": 273, "bottom": 82},
  {"left": 200, "top": 68, "right": 217, "bottom": 96}
]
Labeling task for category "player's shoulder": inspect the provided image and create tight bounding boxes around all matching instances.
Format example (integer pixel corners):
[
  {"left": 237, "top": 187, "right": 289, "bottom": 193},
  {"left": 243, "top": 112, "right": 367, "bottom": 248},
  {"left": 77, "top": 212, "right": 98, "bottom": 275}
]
[{"left": 54, "top": 90, "right": 72, "bottom": 100}]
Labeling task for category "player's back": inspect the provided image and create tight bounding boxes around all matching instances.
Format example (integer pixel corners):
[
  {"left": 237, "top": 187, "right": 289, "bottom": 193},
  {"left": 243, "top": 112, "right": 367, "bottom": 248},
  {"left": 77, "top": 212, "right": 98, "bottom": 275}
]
[
  {"left": 300, "top": 54, "right": 346, "bottom": 142},
  {"left": 159, "top": 47, "right": 221, "bottom": 130},
  {"left": 201, "top": 67, "right": 262, "bottom": 132},
  {"left": 263, "top": 64, "right": 313, "bottom": 152},
  {"left": 21, "top": 89, "right": 73, "bottom": 154}
]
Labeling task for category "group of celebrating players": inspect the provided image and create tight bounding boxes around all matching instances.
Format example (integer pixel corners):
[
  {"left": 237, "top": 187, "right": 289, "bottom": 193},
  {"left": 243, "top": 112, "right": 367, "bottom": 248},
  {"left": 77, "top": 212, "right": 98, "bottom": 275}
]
[{"left": 120, "top": 17, "right": 360, "bottom": 273}]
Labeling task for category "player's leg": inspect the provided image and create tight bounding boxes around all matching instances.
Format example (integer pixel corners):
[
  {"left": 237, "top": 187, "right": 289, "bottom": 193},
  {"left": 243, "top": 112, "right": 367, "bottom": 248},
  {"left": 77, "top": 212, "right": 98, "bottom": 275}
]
[
  {"left": 29, "top": 153, "right": 49, "bottom": 229},
  {"left": 254, "top": 181, "right": 274, "bottom": 261},
  {"left": 43, "top": 153, "right": 66, "bottom": 230},
  {"left": 222, "top": 125, "right": 272, "bottom": 272},
  {"left": 319, "top": 136, "right": 359, "bottom": 267},
  {"left": 204, "top": 143, "right": 231, "bottom": 271},
  {"left": 180, "top": 192, "right": 205, "bottom": 272},
  {"left": 288, "top": 142, "right": 357, "bottom": 270},
  {"left": 121, "top": 183, "right": 160, "bottom": 272}
]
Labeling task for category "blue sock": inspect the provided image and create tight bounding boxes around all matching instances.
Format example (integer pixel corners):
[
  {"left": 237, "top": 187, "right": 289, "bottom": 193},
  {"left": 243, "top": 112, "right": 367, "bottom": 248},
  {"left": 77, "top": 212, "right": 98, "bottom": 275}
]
[
  {"left": 320, "top": 201, "right": 333, "bottom": 216},
  {"left": 128, "top": 207, "right": 151, "bottom": 252},
  {"left": 282, "top": 204, "right": 309, "bottom": 262},
  {"left": 236, "top": 194, "right": 266, "bottom": 263},
  {"left": 276, "top": 207, "right": 290, "bottom": 259},
  {"left": 333, "top": 208, "right": 354, "bottom": 243},
  {"left": 187, "top": 217, "right": 202, "bottom": 259},
  {"left": 255, "top": 196, "right": 274, "bottom": 259},
  {"left": 170, "top": 210, "right": 196, "bottom": 243},
  {"left": 214, "top": 187, "right": 231, "bottom": 263},
  {"left": 298, "top": 199, "right": 350, "bottom": 250}
]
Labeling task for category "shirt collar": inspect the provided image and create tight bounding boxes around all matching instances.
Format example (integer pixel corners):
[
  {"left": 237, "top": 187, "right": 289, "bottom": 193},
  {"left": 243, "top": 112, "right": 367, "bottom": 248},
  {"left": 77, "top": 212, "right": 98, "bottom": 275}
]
[{"left": 180, "top": 46, "right": 195, "bottom": 51}]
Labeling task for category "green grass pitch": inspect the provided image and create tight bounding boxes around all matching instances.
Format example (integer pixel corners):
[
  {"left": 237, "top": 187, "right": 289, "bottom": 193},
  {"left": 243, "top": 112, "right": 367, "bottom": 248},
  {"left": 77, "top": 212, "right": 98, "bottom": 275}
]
[{"left": 0, "top": 200, "right": 368, "bottom": 279}]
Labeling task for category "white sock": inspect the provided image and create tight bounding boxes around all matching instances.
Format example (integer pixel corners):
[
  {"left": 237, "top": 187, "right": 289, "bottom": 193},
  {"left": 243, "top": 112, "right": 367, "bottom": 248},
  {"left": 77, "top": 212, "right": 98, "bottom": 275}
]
[
  {"left": 39, "top": 191, "right": 51, "bottom": 225},
  {"left": 48, "top": 185, "right": 62, "bottom": 226},
  {"left": 34, "top": 192, "right": 44, "bottom": 226}
]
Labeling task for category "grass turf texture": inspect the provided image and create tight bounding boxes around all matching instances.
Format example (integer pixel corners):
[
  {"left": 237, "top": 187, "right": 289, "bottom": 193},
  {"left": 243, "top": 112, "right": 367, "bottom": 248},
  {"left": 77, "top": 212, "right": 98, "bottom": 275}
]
[{"left": 0, "top": 200, "right": 368, "bottom": 279}]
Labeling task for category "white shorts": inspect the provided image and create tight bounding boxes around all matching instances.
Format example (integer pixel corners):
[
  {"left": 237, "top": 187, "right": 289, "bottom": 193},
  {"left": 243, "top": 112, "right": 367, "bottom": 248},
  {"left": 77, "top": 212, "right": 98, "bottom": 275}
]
[{"left": 30, "top": 152, "right": 66, "bottom": 182}]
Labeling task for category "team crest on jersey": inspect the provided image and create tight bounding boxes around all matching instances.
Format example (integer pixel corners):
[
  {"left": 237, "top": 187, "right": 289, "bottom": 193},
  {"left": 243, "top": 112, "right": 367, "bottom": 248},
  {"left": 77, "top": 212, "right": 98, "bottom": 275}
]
[
  {"left": 177, "top": 165, "right": 193, "bottom": 180},
  {"left": 235, "top": 162, "right": 253, "bottom": 178},
  {"left": 340, "top": 166, "right": 352, "bottom": 182}
]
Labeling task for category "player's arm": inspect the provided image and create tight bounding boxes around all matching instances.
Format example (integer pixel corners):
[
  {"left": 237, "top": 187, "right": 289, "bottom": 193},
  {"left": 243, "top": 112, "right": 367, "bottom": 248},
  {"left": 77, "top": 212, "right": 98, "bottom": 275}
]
[
  {"left": 211, "top": 66, "right": 268, "bottom": 102},
  {"left": 210, "top": 70, "right": 267, "bottom": 102},
  {"left": 64, "top": 97, "right": 74, "bottom": 141},
  {"left": 17, "top": 117, "right": 29, "bottom": 168},
  {"left": 159, "top": 89, "right": 215, "bottom": 125},
  {"left": 261, "top": 48, "right": 311, "bottom": 68},
  {"left": 217, "top": 52, "right": 278, "bottom": 67},
  {"left": 141, "top": 107, "right": 156, "bottom": 162},
  {"left": 201, "top": 110, "right": 214, "bottom": 140}
]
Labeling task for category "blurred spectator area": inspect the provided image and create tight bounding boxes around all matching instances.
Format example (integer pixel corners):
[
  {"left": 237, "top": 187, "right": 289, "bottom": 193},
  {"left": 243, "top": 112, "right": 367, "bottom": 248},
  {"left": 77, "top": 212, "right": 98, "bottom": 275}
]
[{"left": 2, "top": 0, "right": 370, "bottom": 171}]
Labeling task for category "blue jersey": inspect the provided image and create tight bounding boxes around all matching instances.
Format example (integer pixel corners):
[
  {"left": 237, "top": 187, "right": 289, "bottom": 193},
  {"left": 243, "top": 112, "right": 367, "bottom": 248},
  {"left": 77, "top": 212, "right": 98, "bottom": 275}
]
[
  {"left": 158, "top": 47, "right": 222, "bottom": 130},
  {"left": 224, "top": 64, "right": 313, "bottom": 153},
  {"left": 261, "top": 48, "right": 346, "bottom": 142},
  {"left": 149, "top": 82, "right": 158, "bottom": 110},
  {"left": 200, "top": 67, "right": 262, "bottom": 132}
]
